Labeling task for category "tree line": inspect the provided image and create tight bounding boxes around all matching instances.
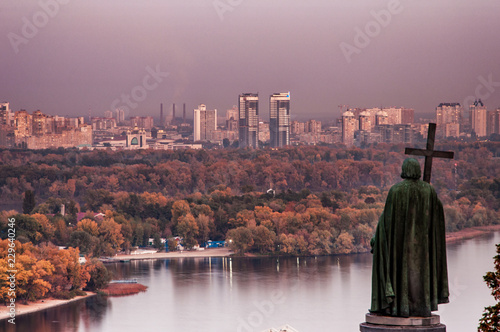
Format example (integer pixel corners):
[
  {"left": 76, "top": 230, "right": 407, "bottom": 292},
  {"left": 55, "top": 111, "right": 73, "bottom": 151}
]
[
  {"left": 0, "top": 142, "right": 499, "bottom": 302},
  {"left": 0, "top": 238, "right": 110, "bottom": 304}
]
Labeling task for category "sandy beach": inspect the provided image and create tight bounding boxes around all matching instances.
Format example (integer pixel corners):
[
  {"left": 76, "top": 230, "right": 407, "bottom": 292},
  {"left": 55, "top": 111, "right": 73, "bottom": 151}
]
[
  {"left": 110, "top": 247, "right": 233, "bottom": 261},
  {"left": 0, "top": 292, "right": 95, "bottom": 322}
]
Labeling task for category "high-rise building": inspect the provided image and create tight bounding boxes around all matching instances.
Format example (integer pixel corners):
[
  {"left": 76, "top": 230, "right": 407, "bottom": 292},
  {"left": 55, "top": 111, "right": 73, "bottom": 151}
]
[
  {"left": 375, "top": 111, "right": 388, "bottom": 126},
  {"left": 269, "top": 92, "right": 291, "bottom": 148},
  {"left": 104, "top": 110, "right": 113, "bottom": 118},
  {"left": 115, "top": 109, "right": 125, "bottom": 124},
  {"left": 259, "top": 121, "right": 270, "bottom": 143},
  {"left": 225, "top": 106, "right": 239, "bottom": 132},
  {"left": 193, "top": 104, "right": 217, "bottom": 141},
  {"left": 15, "top": 110, "right": 32, "bottom": 137},
  {"left": 32, "top": 110, "right": 54, "bottom": 136},
  {"left": 487, "top": 108, "right": 500, "bottom": 136},
  {"left": 91, "top": 117, "right": 117, "bottom": 130},
  {"left": 401, "top": 108, "right": 415, "bottom": 124},
  {"left": 130, "top": 116, "right": 154, "bottom": 129},
  {"left": 383, "top": 107, "right": 402, "bottom": 124},
  {"left": 436, "top": 103, "right": 462, "bottom": 137},
  {"left": 0, "top": 102, "right": 12, "bottom": 126},
  {"left": 359, "top": 111, "right": 371, "bottom": 131},
  {"left": 470, "top": 99, "right": 487, "bottom": 137},
  {"left": 291, "top": 121, "right": 305, "bottom": 135},
  {"left": 306, "top": 119, "right": 322, "bottom": 134},
  {"left": 342, "top": 111, "right": 357, "bottom": 147},
  {"left": 238, "top": 93, "right": 259, "bottom": 148}
]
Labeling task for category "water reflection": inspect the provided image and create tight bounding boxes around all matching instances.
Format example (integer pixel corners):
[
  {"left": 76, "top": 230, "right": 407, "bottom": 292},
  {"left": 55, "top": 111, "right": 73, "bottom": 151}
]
[
  {"left": 2, "top": 234, "right": 498, "bottom": 332},
  {"left": 1, "top": 295, "right": 110, "bottom": 332}
]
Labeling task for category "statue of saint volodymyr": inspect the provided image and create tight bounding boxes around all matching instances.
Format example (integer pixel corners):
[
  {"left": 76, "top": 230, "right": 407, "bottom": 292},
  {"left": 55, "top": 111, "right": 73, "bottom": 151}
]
[{"left": 370, "top": 158, "right": 449, "bottom": 317}]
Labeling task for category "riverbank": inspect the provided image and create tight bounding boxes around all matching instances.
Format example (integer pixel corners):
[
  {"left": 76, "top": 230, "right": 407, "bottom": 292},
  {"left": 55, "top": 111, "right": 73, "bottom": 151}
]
[
  {"left": 111, "top": 247, "right": 232, "bottom": 261},
  {"left": 446, "top": 225, "right": 500, "bottom": 243},
  {"left": 0, "top": 292, "right": 95, "bottom": 322},
  {"left": 1, "top": 226, "right": 496, "bottom": 322},
  {"left": 109, "top": 226, "right": 500, "bottom": 262}
]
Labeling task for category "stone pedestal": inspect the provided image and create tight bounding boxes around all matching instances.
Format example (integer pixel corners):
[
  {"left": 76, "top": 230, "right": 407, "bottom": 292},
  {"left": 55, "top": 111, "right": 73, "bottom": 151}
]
[{"left": 360, "top": 313, "right": 446, "bottom": 331}]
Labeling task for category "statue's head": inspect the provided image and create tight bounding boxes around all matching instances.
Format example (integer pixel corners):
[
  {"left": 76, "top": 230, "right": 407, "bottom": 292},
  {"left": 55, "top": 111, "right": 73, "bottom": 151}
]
[{"left": 401, "top": 158, "right": 421, "bottom": 180}]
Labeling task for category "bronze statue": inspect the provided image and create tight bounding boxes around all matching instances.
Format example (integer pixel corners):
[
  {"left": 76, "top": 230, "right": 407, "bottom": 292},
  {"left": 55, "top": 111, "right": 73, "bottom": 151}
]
[{"left": 370, "top": 158, "right": 449, "bottom": 317}]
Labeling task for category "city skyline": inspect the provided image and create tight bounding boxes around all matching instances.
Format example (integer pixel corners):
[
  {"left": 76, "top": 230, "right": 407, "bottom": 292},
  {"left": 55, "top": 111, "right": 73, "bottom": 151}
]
[{"left": 2, "top": 1, "right": 500, "bottom": 120}]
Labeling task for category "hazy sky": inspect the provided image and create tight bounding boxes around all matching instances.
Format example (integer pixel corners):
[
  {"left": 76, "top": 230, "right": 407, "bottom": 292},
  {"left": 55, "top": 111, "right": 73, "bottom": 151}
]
[{"left": 2, "top": 0, "right": 500, "bottom": 121}]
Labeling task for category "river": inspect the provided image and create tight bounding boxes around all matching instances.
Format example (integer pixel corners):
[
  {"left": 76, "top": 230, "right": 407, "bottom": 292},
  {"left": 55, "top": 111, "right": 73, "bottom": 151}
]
[{"left": 3, "top": 232, "right": 499, "bottom": 332}]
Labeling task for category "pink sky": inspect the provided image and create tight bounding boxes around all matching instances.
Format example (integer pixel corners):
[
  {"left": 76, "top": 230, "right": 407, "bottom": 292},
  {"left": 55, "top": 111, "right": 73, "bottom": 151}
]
[{"left": 1, "top": 0, "right": 500, "bottom": 120}]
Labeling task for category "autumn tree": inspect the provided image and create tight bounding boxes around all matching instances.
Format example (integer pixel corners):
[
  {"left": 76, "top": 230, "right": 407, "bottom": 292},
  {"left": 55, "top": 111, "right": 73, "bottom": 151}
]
[
  {"left": 36, "top": 243, "right": 90, "bottom": 297},
  {"left": 31, "top": 213, "right": 56, "bottom": 242},
  {"left": 251, "top": 225, "right": 276, "bottom": 253},
  {"left": 177, "top": 213, "right": 199, "bottom": 249},
  {"left": 97, "top": 218, "right": 124, "bottom": 256},
  {"left": 172, "top": 200, "right": 191, "bottom": 224},
  {"left": 0, "top": 240, "right": 54, "bottom": 303},
  {"left": 77, "top": 218, "right": 99, "bottom": 236},
  {"left": 15, "top": 254, "right": 54, "bottom": 302},
  {"left": 333, "top": 231, "right": 355, "bottom": 254},
  {"left": 84, "top": 189, "right": 113, "bottom": 211},
  {"left": 196, "top": 214, "right": 212, "bottom": 245},
  {"left": 479, "top": 244, "right": 500, "bottom": 331}
]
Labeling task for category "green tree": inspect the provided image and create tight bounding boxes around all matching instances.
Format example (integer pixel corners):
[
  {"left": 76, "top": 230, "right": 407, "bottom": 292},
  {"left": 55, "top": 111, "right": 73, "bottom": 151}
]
[
  {"left": 23, "top": 190, "right": 36, "bottom": 214},
  {"left": 84, "top": 259, "right": 112, "bottom": 291},
  {"left": 14, "top": 214, "right": 42, "bottom": 243},
  {"left": 479, "top": 243, "right": 500, "bottom": 331},
  {"left": 153, "top": 232, "right": 163, "bottom": 250},
  {"left": 69, "top": 231, "right": 98, "bottom": 255}
]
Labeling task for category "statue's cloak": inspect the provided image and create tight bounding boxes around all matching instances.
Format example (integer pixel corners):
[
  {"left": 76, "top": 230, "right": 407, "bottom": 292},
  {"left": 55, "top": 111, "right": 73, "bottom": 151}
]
[{"left": 370, "top": 178, "right": 449, "bottom": 317}]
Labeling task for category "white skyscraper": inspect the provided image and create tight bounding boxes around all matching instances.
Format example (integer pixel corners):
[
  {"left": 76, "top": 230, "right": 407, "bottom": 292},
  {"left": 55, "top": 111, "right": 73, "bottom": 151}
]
[
  {"left": 470, "top": 99, "right": 487, "bottom": 137},
  {"left": 193, "top": 104, "right": 217, "bottom": 141}
]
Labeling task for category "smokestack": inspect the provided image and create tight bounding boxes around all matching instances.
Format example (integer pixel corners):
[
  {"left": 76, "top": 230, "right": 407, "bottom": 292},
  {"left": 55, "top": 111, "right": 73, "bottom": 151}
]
[
  {"left": 172, "top": 103, "right": 176, "bottom": 123},
  {"left": 183, "top": 103, "right": 186, "bottom": 123},
  {"left": 160, "top": 103, "right": 163, "bottom": 126}
]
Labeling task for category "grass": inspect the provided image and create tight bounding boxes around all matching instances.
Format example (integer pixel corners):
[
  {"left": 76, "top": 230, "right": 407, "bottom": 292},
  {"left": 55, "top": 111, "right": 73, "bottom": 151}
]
[{"left": 100, "top": 283, "right": 148, "bottom": 296}]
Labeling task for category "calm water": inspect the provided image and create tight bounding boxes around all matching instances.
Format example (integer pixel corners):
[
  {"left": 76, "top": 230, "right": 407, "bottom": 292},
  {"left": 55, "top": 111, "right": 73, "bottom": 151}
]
[{"left": 3, "top": 233, "right": 499, "bottom": 332}]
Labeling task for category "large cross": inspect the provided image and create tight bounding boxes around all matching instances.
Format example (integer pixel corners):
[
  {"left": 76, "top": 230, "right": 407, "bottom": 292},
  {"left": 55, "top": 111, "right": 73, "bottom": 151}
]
[{"left": 405, "top": 123, "right": 454, "bottom": 183}]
